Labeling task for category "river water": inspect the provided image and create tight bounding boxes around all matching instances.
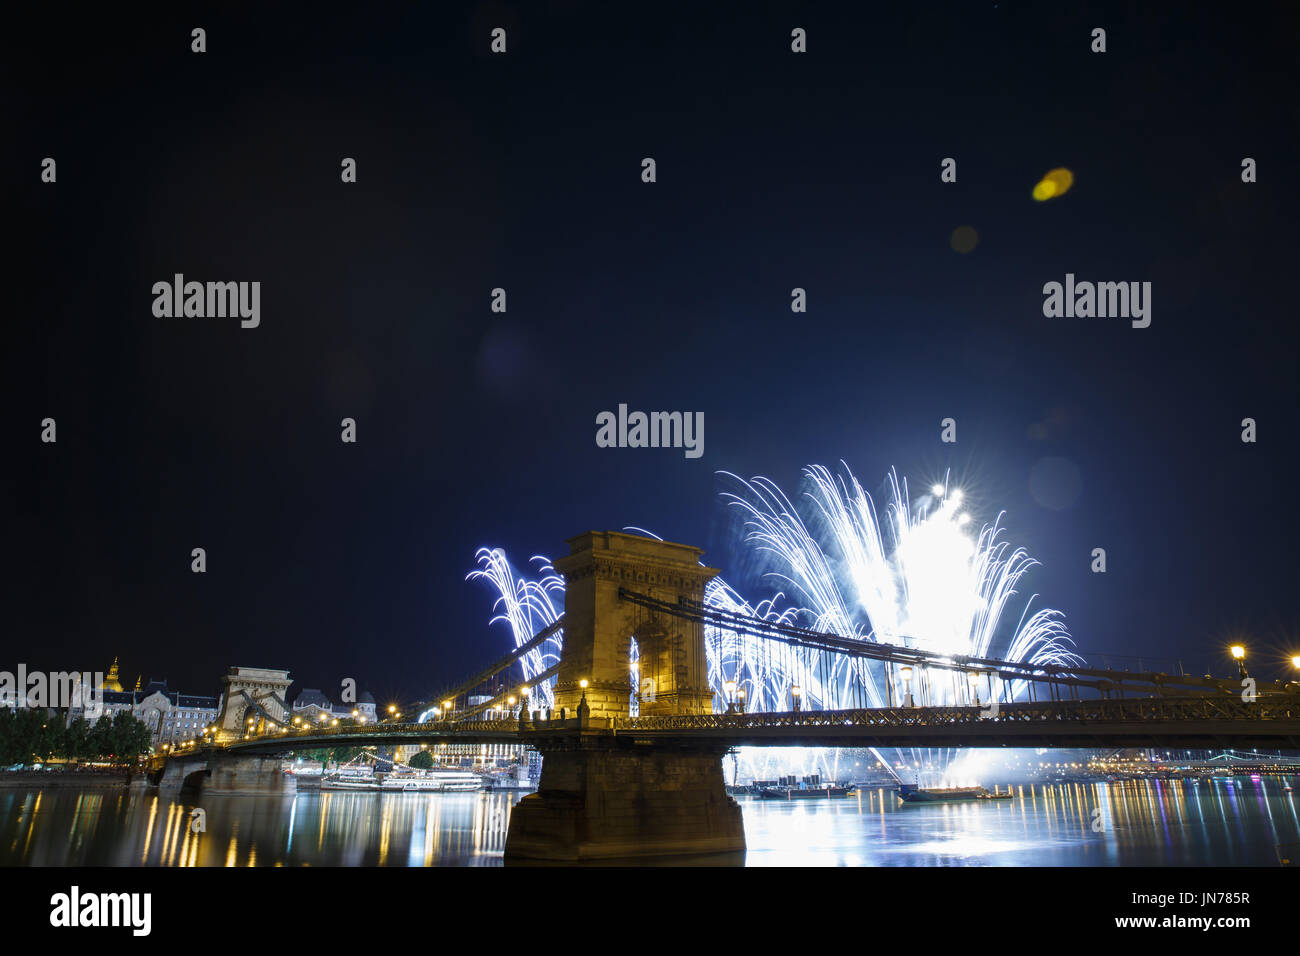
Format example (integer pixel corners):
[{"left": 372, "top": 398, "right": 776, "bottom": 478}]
[{"left": 2, "top": 777, "right": 1296, "bottom": 866}]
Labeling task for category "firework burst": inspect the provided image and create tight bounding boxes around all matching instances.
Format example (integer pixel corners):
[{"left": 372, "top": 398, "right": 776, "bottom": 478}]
[{"left": 464, "top": 462, "right": 1079, "bottom": 781}]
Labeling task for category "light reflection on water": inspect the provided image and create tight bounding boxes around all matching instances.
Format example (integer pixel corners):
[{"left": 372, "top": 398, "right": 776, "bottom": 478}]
[
  {"left": 1, "top": 778, "right": 1295, "bottom": 866},
  {"left": 743, "top": 778, "right": 1300, "bottom": 866}
]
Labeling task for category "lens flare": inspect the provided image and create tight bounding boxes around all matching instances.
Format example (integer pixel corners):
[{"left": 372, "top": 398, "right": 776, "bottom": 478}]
[{"left": 1033, "top": 167, "right": 1074, "bottom": 201}]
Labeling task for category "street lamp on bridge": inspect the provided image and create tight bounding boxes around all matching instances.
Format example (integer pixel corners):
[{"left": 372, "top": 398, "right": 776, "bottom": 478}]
[
  {"left": 1230, "top": 644, "right": 1249, "bottom": 680},
  {"left": 900, "top": 665, "right": 914, "bottom": 707},
  {"left": 791, "top": 684, "right": 802, "bottom": 712}
]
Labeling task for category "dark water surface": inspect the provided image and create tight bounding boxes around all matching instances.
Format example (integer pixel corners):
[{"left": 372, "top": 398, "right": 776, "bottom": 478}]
[{"left": 2, "top": 778, "right": 1296, "bottom": 866}]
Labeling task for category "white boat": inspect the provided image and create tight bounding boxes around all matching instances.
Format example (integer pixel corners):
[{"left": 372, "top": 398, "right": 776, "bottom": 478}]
[
  {"left": 381, "top": 770, "right": 483, "bottom": 793},
  {"left": 321, "top": 772, "right": 380, "bottom": 792}
]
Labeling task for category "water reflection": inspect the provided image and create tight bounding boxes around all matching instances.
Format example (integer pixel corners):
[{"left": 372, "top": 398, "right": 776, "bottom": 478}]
[
  {"left": 742, "top": 778, "right": 1300, "bottom": 866},
  {"left": 1, "top": 778, "right": 1295, "bottom": 866},
  {"left": 0, "top": 789, "right": 523, "bottom": 867}
]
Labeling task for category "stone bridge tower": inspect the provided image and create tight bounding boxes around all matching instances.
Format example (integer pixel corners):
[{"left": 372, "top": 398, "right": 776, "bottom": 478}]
[
  {"left": 552, "top": 531, "right": 718, "bottom": 719},
  {"left": 215, "top": 666, "right": 292, "bottom": 741},
  {"left": 507, "top": 532, "right": 743, "bottom": 863}
]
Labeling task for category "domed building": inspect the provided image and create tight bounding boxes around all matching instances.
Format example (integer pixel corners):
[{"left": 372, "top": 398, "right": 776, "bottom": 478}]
[
  {"left": 99, "top": 657, "right": 124, "bottom": 693},
  {"left": 290, "top": 688, "right": 378, "bottom": 724},
  {"left": 357, "top": 690, "right": 377, "bottom": 722},
  {"left": 86, "top": 658, "right": 220, "bottom": 749}
]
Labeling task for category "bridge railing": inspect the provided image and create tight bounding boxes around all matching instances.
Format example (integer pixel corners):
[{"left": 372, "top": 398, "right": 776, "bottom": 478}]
[
  {"left": 611, "top": 693, "right": 1300, "bottom": 732},
  {"left": 215, "top": 691, "right": 1300, "bottom": 748},
  {"left": 231, "top": 718, "right": 522, "bottom": 744}
]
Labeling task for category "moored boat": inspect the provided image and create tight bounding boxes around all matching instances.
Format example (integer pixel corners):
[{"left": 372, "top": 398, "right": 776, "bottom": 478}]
[
  {"left": 899, "top": 785, "right": 1011, "bottom": 804},
  {"left": 380, "top": 769, "right": 483, "bottom": 792},
  {"left": 755, "top": 774, "right": 853, "bottom": 799},
  {"left": 321, "top": 771, "right": 380, "bottom": 792},
  {"left": 757, "top": 784, "right": 853, "bottom": 799}
]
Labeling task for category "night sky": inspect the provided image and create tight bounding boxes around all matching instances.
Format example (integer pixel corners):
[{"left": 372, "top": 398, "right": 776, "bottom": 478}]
[{"left": 7, "top": 2, "right": 1298, "bottom": 707}]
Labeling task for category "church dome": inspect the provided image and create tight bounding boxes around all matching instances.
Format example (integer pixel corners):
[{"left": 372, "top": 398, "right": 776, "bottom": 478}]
[{"left": 100, "top": 657, "right": 124, "bottom": 693}]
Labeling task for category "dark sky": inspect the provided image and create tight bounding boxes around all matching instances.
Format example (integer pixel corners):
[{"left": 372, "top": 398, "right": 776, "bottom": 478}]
[{"left": 6, "top": 2, "right": 1298, "bottom": 706}]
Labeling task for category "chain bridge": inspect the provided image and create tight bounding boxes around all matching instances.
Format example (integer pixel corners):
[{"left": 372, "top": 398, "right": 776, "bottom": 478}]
[{"left": 157, "top": 531, "right": 1300, "bottom": 862}]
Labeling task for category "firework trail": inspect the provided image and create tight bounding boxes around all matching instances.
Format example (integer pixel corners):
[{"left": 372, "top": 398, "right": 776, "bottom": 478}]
[
  {"left": 465, "top": 463, "right": 1080, "bottom": 782},
  {"left": 463, "top": 548, "right": 564, "bottom": 710},
  {"left": 718, "top": 464, "right": 1080, "bottom": 709}
]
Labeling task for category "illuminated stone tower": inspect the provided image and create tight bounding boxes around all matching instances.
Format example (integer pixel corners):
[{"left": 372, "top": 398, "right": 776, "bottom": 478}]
[
  {"left": 506, "top": 531, "right": 744, "bottom": 862},
  {"left": 551, "top": 531, "right": 718, "bottom": 720}
]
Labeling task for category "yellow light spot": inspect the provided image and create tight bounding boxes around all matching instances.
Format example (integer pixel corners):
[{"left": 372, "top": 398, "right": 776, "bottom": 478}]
[
  {"left": 1033, "top": 167, "right": 1074, "bottom": 201},
  {"left": 950, "top": 225, "right": 979, "bottom": 253}
]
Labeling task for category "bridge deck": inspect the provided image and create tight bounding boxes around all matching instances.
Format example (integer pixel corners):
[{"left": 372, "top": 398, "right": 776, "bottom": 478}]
[{"left": 193, "top": 695, "right": 1300, "bottom": 755}]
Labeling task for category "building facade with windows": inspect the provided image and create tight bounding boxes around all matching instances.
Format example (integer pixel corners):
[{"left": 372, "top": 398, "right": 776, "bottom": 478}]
[
  {"left": 290, "top": 688, "right": 378, "bottom": 726},
  {"left": 91, "top": 680, "right": 220, "bottom": 748}
]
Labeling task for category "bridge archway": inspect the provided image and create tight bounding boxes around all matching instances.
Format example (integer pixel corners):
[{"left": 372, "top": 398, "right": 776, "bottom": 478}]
[{"left": 180, "top": 767, "right": 210, "bottom": 791}]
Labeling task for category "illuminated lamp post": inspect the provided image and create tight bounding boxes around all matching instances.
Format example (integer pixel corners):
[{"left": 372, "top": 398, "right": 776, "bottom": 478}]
[
  {"left": 900, "top": 665, "right": 914, "bottom": 708},
  {"left": 1230, "top": 644, "right": 1248, "bottom": 680}
]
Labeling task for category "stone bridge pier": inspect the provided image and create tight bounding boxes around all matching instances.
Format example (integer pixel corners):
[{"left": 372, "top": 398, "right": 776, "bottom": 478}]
[
  {"left": 504, "top": 531, "right": 745, "bottom": 863},
  {"left": 505, "top": 732, "right": 743, "bottom": 863},
  {"left": 157, "top": 752, "right": 295, "bottom": 796}
]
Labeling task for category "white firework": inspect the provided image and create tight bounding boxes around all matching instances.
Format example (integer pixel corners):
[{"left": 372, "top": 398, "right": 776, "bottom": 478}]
[
  {"left": 463, "top": 548, "right": 564, "bottom": 710},
  {"left": 465, "top": 462, "right": 1079, "bottom": 781},
  {"left": 718, "top": 464, "right": 1079, "bottom": 708}
]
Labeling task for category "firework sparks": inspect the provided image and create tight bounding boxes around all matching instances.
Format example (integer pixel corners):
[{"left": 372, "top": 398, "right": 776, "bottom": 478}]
[
  {"left": 462, "top": 549, "right": 564, "bottom": 710},
  {"left": 464, "top": 462, "right": 1080, "bottom": 781},
  {"left": 718, "top": 464, "right": 1079, "bottom": 708}
]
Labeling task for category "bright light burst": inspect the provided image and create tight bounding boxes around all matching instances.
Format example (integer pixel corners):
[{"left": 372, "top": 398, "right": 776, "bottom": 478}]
[
  {"left": 463, "top": 549, "right": 564, "bottom": 710},
  {"left": 465, "top": 462, "right": 1080, "bottom": 782},
  {"left": 718, "top": 464, "right": 1080, "bottom": 708}
]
